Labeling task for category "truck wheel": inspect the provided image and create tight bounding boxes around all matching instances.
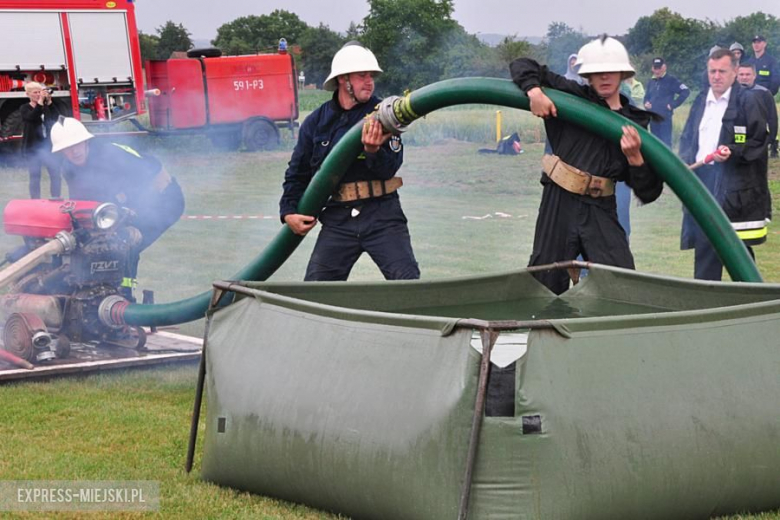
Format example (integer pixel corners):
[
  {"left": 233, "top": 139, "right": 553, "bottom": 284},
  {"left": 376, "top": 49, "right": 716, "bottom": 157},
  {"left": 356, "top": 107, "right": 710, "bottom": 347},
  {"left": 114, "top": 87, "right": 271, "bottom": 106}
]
[
  {"left": 0, "top": 108, "right": 24, "bottom": 161},
  {"left": 0, "top": 107, "right": 23, "bottom": 139},
  {"left": 243, "top": 119, "right": 279, "bottom": 151},
  {"left": 208, "top": 131, "right": 241, "bottom": 151}
]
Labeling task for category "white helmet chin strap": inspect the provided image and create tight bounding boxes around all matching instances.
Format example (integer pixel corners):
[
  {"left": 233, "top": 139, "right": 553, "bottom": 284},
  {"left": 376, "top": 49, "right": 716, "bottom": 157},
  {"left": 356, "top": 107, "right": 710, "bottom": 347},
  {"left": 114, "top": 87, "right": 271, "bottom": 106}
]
[{"left": 344, "top": 76, "right": 358, "bottom": 104}]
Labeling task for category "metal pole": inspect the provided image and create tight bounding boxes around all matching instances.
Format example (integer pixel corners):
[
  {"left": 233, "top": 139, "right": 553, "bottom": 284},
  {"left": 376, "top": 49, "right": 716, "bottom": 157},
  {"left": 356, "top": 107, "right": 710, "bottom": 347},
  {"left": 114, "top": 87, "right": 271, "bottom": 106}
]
[
  {"left": 185, "top": 286, "right": 226, "bottom": 473},
  {"left": 458, "top": 327, "right": 498, "bottom": 520}
]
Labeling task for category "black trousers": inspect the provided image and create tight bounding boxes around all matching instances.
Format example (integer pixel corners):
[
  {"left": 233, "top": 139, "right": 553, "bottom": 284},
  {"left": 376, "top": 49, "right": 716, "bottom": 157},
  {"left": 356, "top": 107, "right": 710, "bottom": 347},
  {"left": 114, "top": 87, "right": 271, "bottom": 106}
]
[
  {"left": 26, "top": 149, "right": 62, "bottom": 199},
  {"left": 694, "top": 239, "right": 755, "bottom": 281},
  {"left": 682, "top": 164, "right": 724, "bottom": 281},
  {"left": 305, "top": 196, "right": 420, "bottom": 281},
  {"left": 529, "top": 183, "right": 633, "bottom": 295},
  {"left": 125, "top": 179, "right": 186, "bottom": 294}
]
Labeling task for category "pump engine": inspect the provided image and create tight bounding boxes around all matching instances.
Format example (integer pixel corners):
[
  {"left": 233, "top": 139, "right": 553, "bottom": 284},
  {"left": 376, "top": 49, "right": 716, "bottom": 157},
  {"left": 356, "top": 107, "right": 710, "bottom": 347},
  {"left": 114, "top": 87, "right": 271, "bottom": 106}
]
[{"left": 0, "top": 199, "right": 146, "bottom": 364}]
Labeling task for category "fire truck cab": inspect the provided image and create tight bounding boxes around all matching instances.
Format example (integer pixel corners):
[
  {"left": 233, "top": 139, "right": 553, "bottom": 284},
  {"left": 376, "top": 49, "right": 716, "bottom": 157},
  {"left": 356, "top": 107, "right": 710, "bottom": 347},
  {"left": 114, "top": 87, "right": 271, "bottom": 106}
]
[{"left": 0, "top": 0, "right": 145, "bottom": 152}]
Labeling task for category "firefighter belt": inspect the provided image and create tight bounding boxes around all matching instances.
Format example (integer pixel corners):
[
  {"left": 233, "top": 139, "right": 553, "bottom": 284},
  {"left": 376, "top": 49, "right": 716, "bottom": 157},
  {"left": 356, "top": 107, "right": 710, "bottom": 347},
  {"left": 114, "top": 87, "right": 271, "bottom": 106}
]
[
  {"left": 541, "top": 154, "right": 615, "bottom": 198},
  {"left": 332, "top": 177, "right": 403, "bottom": 203}
]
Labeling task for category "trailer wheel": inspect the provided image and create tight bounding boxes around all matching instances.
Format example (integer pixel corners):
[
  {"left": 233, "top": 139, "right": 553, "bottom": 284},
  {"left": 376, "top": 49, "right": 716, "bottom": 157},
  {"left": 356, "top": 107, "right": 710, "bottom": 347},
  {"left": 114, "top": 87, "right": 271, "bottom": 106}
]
[{"left": 243, "top": 119, "right": 279, "bottom": 151}]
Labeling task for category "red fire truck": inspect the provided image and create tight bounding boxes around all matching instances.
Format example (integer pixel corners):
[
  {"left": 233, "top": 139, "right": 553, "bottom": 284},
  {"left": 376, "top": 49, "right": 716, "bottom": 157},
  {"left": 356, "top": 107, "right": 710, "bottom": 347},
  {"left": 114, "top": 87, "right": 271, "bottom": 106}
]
[
  {"left": 0, "top": 0, "right": 146, "bottom": 148},
  {"left": 0, "top": 0, "right": 298, "bottom": 154}
]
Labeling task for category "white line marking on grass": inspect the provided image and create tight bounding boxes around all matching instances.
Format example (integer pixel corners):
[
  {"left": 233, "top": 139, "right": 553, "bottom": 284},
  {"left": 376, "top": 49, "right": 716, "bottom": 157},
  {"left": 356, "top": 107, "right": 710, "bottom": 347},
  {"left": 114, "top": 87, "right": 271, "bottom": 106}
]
[{"left": 461, "top": 213, "right": 529, "bottom": 220}]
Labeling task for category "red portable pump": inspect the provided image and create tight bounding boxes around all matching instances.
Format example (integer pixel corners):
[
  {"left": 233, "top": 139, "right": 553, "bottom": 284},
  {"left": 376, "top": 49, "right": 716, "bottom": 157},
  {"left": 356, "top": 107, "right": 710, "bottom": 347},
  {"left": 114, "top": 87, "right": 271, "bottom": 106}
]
[{"left": 0, "top": 199, "right": 147, "bottom": 364}]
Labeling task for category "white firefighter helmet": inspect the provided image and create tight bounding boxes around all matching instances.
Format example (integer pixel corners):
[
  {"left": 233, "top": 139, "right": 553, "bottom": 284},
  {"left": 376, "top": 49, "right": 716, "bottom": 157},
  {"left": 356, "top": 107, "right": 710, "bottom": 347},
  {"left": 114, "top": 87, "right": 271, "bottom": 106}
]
[
  {"left": 51, "top": 116, "right": 94, "bottom": 153},
  {"left": 575, "top": 36, "right": 635, "bottom": 78},
  {"left": 323, "top": 42, "right": 382, "bottom": 91}
]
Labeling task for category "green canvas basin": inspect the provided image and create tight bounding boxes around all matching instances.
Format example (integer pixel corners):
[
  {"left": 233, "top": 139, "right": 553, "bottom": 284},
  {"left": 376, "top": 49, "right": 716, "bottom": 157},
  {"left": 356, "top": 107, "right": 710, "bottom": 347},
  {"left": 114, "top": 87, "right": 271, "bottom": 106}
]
[{"left": 198, "top": 264, "right": 780, "bottom": 520}]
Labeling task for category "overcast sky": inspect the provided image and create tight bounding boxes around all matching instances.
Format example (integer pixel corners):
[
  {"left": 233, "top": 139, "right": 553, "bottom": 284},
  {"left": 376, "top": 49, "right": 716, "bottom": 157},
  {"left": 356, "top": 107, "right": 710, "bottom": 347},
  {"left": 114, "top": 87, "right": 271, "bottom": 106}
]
[{"left": 134, "top": 0, "right": 780, "bottom": 42}]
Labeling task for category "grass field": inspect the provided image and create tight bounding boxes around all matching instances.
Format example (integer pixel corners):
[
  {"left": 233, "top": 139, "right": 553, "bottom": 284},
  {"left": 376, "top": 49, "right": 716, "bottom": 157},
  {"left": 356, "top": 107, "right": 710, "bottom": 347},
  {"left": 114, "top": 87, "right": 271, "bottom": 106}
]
[{"left": 0, "top": 94, "right": 779, "bottom": 518}]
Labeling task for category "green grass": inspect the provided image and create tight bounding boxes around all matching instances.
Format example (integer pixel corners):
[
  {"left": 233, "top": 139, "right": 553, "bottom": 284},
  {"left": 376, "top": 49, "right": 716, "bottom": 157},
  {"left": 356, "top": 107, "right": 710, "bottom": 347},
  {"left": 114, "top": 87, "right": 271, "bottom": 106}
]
[{"left": 0, "top": 102, "right": 779, "bottom": 519}]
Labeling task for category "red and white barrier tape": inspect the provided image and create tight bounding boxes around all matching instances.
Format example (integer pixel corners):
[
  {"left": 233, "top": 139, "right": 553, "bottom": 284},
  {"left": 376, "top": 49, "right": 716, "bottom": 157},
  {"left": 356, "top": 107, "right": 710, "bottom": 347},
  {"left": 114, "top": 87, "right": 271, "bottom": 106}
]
[
  {"left": 181, "top": 212, "right": 529, "bottom": 221},
  {"left": 181, "top": 215, "right": 276, "bottom": 220}
]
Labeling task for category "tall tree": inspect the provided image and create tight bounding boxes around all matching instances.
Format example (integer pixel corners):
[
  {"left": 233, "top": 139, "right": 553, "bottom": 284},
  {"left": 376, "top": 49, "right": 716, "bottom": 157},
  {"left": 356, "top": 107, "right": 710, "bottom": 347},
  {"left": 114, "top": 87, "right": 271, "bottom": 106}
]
[
  {"left": 212, "top": 10, "right": 310, "bottom": 55},
  {"left": 361, "top": 0, "right": 459, "bottom": 94},
  {"left": 543, "top": 22, "right": 590, "bottom": 74},
  {"left": 495, "top": 36, "right": 533, "bottom": 66},
  {"left": 138, "top": 31, "right": 160, "bottom": 63},
  {"left": 653, "top": 16, "right": 717, "bottom": 87},
  {"left": 345, "top": 21, "right": 362, "bottom": 41},
  {"left": 299, "top": 24, "right": 345, "bottom": 88},
  {"left": 156, "top": 21, "right": 193, "bottom": 59},
  {"left": 625, "top": 8, "right": 680, "bottom": 56},
  {"left": 719, "top": 12, "right": 780, "bottom": 56},
  {"left": 443, "top": 26, "right": 506, "bottom": 79}
]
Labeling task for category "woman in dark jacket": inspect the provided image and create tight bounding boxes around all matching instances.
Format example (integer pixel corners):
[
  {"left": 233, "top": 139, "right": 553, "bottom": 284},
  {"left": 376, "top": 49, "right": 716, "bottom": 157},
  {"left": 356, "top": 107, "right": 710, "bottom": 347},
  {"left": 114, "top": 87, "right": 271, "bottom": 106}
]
[{"left": 20, "top": 81, "right": 61, "bottom": 199}]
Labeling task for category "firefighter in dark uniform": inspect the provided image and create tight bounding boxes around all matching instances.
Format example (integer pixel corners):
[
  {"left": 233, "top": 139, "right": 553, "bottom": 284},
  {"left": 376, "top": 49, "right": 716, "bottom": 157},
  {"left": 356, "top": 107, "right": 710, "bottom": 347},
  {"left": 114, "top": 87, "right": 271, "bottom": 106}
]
[
  {"left": 510, "top": 36, "right": 664, "bottom": 295},
  {"left": 743, "top": 35, "right": 779, "bottom": 157},
  {"left": 680, "top": 49, "right": 770, "bottom": 280},
  {"left": 50, "top": 117, "right": 185, "bottom": 299},
  {"left": 738, "top": 62, "right": 778, "bottom": 179},
  {"left": 280, "top": 42, "right": 419, "bottom": 281},
  {"left": 643, "top": 57, "right": 690, "bottom": 147}
]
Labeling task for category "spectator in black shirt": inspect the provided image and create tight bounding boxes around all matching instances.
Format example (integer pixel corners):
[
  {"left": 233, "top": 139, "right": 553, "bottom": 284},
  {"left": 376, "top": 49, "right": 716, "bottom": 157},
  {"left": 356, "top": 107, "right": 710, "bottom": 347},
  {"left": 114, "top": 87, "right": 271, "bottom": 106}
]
[{"left": 20, "top": 82, "right": 61, "bottom": 199}]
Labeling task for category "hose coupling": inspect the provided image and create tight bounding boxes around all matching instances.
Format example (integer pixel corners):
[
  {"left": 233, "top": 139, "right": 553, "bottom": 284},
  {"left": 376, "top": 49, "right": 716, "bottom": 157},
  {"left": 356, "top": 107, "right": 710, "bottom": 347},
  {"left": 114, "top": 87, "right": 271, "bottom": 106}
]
[
  {"left": 54, "top": 231, "right": 76, "bottom": 253},
  {"left": 375, "top": 95, "right": 419, "bottom": 134},
  {"left": 98, "top": 295, "right": 130, "bottom": 328}
]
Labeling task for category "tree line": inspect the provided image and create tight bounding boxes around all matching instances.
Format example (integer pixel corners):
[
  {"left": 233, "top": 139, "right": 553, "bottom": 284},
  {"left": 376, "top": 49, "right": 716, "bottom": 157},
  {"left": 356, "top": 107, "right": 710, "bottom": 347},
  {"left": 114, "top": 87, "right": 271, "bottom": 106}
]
[{"left": 139, "top": 1, "right": 780, "bottom": 96}]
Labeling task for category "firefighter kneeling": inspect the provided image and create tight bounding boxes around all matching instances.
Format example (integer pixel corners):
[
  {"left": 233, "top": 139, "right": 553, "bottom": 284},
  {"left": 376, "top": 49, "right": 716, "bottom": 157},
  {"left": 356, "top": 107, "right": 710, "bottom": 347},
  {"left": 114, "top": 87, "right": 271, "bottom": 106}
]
[{"left": 50, "top": 117, "right": 185, "bottom": 301}]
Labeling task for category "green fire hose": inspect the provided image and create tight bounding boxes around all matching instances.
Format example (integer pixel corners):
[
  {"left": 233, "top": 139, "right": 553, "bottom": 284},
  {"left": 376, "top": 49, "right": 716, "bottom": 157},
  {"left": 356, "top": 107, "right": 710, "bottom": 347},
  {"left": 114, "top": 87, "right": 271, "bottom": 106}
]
[{"left": 118, "top": 77, "right": 761, "bottom": 327}]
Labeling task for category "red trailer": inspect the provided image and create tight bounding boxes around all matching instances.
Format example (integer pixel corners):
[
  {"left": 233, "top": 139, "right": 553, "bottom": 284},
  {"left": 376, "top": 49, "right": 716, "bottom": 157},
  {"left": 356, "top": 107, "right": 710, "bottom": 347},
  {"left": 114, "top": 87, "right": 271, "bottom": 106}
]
[
  {"left": 143, "top": 45, "right": 299, "bottom": 150},
  {"left": 0, "top": 0, "right": 146, "bottom": 149}
]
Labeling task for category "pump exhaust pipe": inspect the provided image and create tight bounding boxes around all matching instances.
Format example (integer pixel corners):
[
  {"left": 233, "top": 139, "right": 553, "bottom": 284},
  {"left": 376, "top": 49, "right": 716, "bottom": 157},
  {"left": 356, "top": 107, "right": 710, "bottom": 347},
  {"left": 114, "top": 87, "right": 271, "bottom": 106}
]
[{"left": 0, "top": 232, "right": 75, "bottom": 291}]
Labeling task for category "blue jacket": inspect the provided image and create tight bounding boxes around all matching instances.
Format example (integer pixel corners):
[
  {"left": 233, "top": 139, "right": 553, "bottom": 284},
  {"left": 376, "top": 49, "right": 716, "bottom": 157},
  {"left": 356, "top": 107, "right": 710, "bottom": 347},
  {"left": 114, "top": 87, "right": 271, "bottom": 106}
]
[
  {"left": 644, "top": 73, "right": 690, "bottom": 119},
  {"left": 280, "top": 93, "right": 403, "bottom": 219},
  {"left": 744, "top": 53, "right": 780, "bottom": 95}
]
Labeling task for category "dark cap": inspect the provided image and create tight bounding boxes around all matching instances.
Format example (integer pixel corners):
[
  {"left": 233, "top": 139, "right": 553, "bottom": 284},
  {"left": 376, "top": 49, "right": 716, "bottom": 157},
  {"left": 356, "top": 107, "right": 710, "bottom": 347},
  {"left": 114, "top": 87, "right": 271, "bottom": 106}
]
[
  {"left": 652, "top": 57, "right": 665, "bottom": 68},
  {"left": 753, "top": 35, "right": 766, "bottom": 42}
]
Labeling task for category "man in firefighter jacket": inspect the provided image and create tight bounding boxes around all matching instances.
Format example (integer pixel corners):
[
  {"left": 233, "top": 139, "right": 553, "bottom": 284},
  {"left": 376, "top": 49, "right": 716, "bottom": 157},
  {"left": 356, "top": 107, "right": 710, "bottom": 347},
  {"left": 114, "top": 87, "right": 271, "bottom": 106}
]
[
  {"left": 50, "top": 117, "right": 185, "bottom": 299},
  {"left": 279, "top": 42, "right": 419, "bottom": 281},
  {"left": 643, "top": 57, "right": 690, "bottom": 147},
  {"left": 744, "top": 35, "right": 779, "bottom": 158},
  {"left": 738, "top": 62, "right": 778, "bottom": 184},
  {"left": 679, "top": 49, "right": 770, "bottom": 281},
  {"left": 510, "top": 36, "right": 664, "bottom": 295}
]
